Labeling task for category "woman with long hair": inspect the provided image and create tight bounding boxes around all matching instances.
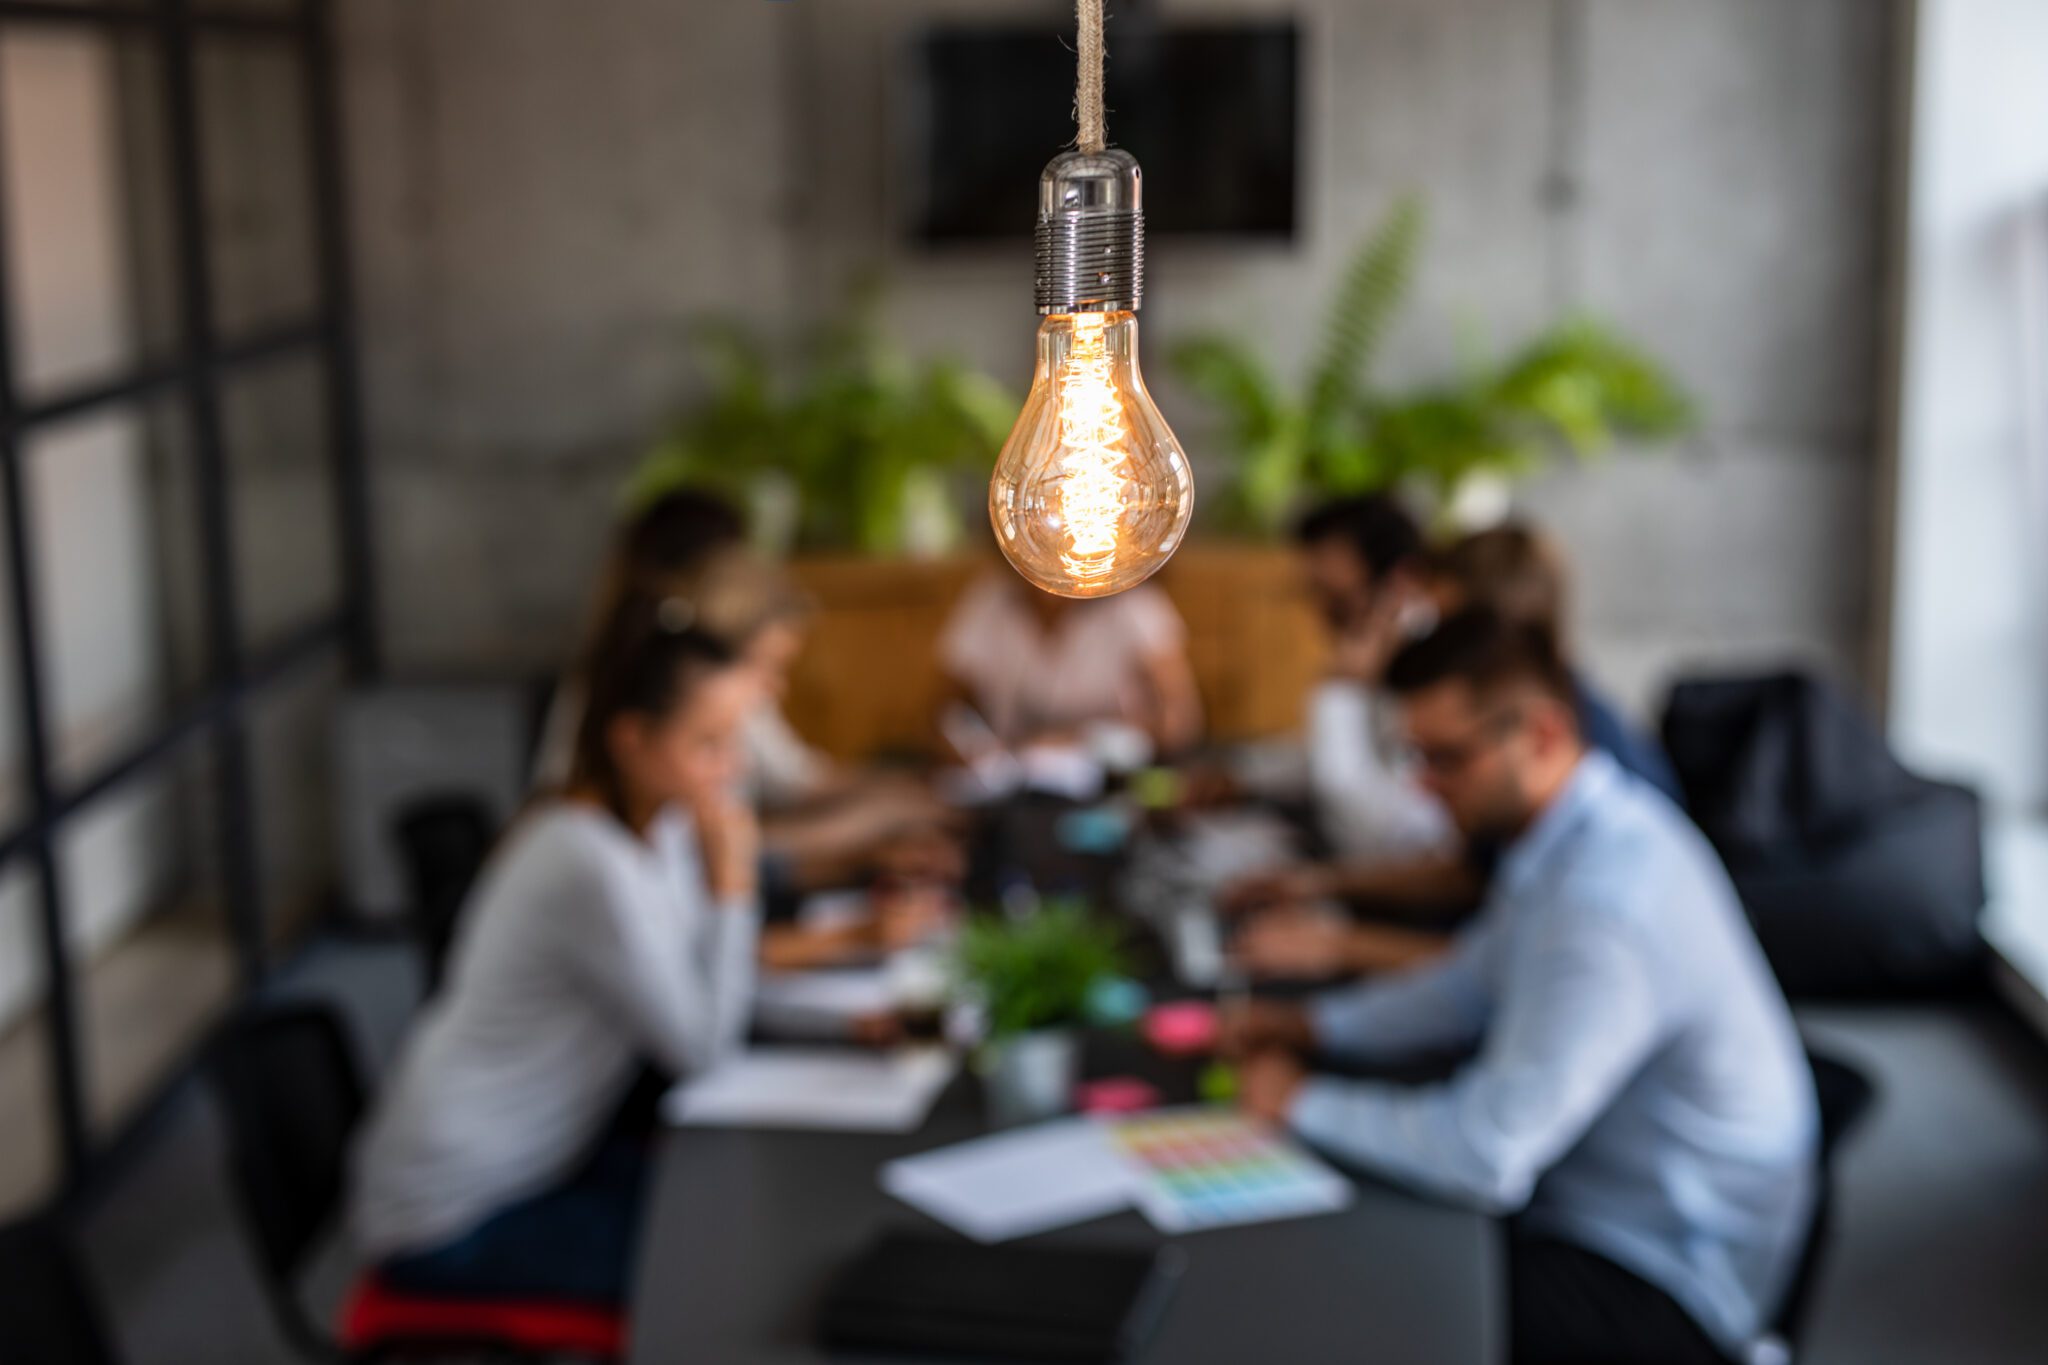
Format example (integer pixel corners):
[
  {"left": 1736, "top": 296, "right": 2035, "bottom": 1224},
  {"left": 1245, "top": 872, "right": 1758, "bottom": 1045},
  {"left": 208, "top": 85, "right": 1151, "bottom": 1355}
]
[{"left": 350, "top": 586, "right": 761, "bottom": 1307}]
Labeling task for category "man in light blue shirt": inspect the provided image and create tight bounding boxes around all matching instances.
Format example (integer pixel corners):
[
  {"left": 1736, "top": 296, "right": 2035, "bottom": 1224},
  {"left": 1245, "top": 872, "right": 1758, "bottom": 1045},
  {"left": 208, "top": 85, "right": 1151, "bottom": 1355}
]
[{"left": 1229, "top": 609, "right": 1817, "bottom": 1365}]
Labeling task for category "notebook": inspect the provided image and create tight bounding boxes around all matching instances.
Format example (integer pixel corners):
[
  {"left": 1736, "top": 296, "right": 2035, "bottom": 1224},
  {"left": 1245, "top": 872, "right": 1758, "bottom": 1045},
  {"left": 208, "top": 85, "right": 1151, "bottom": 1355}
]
[
  {"left": 881, "top": 1117, "right": 1138, "bottom": 1243},
  {"left": 662, "top": 1047, "right": 955, "bottom": 1132},
  {"left": 817, "top": 1231, "right": 1184, "bottom": 1363}
]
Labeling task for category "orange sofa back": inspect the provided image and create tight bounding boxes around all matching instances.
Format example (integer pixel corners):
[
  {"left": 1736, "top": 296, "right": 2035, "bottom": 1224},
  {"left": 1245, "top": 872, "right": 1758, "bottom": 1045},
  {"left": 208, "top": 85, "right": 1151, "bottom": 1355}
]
[{"left": 781, "top": 545, "right": 1325, "bottom": 761}]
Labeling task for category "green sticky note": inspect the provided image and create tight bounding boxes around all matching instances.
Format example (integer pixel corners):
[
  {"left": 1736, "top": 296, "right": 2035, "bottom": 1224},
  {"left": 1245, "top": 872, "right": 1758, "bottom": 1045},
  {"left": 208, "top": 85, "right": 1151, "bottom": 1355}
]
[{"left": 1198, "top": 1060, "right": 1239, "bottom": 1104}]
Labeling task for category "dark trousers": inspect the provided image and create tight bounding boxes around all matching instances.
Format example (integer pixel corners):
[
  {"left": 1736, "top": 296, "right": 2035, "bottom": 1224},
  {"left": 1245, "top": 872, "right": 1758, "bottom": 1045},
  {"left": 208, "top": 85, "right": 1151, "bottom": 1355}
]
[
  {"left": 378, "top": 1068, "right": 668, "bottom": 1308},
  {"left": 1509, "top": 1226, "right": 1734, "bottom": 1365}
]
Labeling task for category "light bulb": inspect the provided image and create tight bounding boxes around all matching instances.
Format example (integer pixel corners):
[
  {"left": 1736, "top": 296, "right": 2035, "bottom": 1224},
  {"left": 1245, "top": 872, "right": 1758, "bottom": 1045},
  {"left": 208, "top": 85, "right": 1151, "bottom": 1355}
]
[
  {"left": 990, "top": 310, "right": 1193, "bottom": 597},
  {"left": 989, "top": 147, "right": 1194, "bottom": 598}
]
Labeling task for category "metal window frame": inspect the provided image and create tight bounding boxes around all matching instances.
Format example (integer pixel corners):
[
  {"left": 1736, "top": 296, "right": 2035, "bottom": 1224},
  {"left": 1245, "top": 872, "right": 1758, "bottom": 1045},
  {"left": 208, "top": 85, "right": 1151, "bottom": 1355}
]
[{"left": 0, "top": 0, "right": 376, "bottom": 1202}]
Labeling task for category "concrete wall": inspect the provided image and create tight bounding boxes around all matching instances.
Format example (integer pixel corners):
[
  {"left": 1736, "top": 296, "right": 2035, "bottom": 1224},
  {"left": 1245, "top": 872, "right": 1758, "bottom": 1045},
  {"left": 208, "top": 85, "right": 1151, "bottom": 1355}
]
[{"left": 340, "top": 0, "right": 1896, "bottom": 719}]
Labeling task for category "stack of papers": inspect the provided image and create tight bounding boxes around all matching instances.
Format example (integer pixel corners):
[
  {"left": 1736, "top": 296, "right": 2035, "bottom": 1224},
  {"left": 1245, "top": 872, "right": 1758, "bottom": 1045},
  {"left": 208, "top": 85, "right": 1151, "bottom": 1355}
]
[
  {"left": 664, "top": 1047, "right": 956, "bottom": 1133},
  {"left": 882, "top": 1118, "right": 1138, "bottom": 1243},
  {"left": 881, "top": 1108, "right": 1354, "bottom": 1242}
]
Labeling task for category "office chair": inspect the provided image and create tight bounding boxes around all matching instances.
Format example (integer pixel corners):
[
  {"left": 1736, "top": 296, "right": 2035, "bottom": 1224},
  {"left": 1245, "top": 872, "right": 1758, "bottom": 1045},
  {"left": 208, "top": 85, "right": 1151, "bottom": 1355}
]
[
  {"left": 0, "top": 1216, "right": 119, "bottom": 1365},
  {"left": 390, "top": 794, "right": 497, "bottom": 994},
  {"left": 1772, "top": 1046, "right": 1879, "bottom": 1353},
  {"left": 205, "top": 1002, "right": 625, "bottom": 1362}
]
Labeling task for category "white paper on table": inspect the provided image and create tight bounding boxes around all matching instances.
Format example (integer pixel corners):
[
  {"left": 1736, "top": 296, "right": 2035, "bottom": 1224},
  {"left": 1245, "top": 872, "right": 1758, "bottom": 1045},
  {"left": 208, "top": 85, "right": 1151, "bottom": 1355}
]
[
  {"left": 795, "top": 889, "right": 871, "bottom": 932},
  {"left": 663, "top": 1047, "right": 956, "bottom": 1133},
  {"left": 1017, "top": 743, "right": 1105, "bottom": 800},
  {"left": 752, "top": 968, "right": 897, "bottom": 1038},
  {"left": 881, "top": 1117, "right": 1139, "bottom": 1243}
]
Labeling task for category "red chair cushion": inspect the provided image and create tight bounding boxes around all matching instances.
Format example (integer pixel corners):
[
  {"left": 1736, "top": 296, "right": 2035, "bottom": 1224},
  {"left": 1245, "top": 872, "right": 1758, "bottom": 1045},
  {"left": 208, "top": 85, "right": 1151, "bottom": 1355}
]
[{"left": 339, "top": 1273, "right": 626, "bottom": 1359}]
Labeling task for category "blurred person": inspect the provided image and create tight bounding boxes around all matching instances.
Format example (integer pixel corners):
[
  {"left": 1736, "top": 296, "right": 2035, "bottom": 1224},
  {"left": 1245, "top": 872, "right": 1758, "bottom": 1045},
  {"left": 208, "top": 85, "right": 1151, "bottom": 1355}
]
[
  {"left": 1224, "top": 609, "right": 1817, "bottom": 1365},
  {"left": 1287, "top": 494, "right": 1453, "bottom": 860},
  {"left": 532, "top": 486, "right": 748, "bottom": 788},
  {"left": 1231, "top": 521, "right": 1685, "bottom": 979},
  {"left": 537, "top": 489, "right": 963, "bottom": 916},
  {"left": 1422, "top": 523, "right": 1681, "bottom": 803},
  {"left": 351, "top": 592, "right": 763, "bottom": 1308},
  {"left": 737, "top": 591, "right": 961, "bottom": 897},
  {"left": 736, "top": 593, "right": 963, "bottom": 973},
  {"left": 936, "top": 571, "right": 1202, "bottom": 758},
  {"left": 1217, "top": 495, "right": 1473, "bottom": 925}
]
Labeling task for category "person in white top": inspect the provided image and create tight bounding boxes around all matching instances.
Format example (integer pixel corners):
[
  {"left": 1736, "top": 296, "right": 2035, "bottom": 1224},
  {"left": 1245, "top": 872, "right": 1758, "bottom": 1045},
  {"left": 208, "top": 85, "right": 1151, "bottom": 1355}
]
[
  {"left": 350, "top": 591, "right": 763, "bottom": 1309},
  {"left": 1220, "top": 497, "right": 1470, "bottom": 935},
  {"left": 738, "top": 606, "right": 958, "bottom": 885},
  {"left": 535, "top": 494, "right": 963, "bottom": 974},
  {"left": 936, "top": 573, "right": 1203, "bottom": 756}
]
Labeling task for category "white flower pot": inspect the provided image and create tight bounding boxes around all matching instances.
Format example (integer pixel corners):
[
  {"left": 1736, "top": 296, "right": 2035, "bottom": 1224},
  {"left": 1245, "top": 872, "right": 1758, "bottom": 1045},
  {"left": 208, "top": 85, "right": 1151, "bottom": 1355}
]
[{"left": 981, "top": 1029, "right": 1079, "bottom": 1127}]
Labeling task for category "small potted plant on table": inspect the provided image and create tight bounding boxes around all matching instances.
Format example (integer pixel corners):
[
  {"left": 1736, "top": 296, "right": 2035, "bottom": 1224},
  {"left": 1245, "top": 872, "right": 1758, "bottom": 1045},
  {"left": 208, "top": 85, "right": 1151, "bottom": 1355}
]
[{"left": 956, "top": 902, "right": 1127, "bottom": 1127}]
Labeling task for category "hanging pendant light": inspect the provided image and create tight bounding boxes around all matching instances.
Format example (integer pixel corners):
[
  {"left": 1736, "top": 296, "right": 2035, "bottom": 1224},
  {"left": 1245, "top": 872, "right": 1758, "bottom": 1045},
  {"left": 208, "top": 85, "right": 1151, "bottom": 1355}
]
[{"left": 988, "top": 0, "right": 1195, "bottom": 599}]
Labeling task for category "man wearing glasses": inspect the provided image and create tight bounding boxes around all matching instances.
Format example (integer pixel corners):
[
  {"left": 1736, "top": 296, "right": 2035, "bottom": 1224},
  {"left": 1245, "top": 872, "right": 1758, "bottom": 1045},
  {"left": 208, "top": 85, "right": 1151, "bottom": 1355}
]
[{"left": 1224, "top": 608, "right": 1817, "bottom": 1365}]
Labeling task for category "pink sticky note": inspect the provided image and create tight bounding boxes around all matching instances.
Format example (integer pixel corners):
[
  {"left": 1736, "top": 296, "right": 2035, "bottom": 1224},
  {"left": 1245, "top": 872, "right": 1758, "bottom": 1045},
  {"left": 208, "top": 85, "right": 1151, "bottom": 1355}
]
[
  {"left": 1075, "top": 1077, "right": 1161, "bottom": 1114},
  {"left": 1145, "top": 1001, "right": 1220, "bottom": 1056}
]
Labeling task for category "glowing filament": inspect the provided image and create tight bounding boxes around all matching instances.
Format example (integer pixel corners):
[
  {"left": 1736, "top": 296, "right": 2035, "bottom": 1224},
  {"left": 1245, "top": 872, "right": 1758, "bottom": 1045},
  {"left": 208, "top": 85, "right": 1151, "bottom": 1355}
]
[{"left": 1052, "top": 315, "right": 1129, "bottom": 581}]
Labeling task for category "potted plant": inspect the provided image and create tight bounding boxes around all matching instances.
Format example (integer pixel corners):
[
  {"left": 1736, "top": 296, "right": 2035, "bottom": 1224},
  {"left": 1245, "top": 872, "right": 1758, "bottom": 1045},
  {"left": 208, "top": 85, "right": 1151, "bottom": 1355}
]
[
  {"left": 626, "top": 277, "right": 1016, "bottom": 557},
  {"left": 955, "top": 901, "right": 1127, "bottom": 1126},
  {"left": 1170, "top": 196, "right": 1697, "bottom": 533}
]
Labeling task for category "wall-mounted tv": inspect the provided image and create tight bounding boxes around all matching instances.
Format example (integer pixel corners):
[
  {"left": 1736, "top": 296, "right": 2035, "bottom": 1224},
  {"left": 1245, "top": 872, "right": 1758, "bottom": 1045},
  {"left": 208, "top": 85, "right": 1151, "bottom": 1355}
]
[{"left": 907, "top": 20, "right": 1299, "bottom": 244}]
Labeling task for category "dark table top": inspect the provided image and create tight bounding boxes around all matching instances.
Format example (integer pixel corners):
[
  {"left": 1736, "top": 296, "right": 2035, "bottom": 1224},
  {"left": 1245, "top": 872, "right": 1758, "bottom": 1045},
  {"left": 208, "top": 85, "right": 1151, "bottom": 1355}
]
[
  {"left": 628, "top": 1068, "right": 1502, "bottom": 1364},
  {"left": 629, "top": 795, "right": 1503, "bottom": 1363}
]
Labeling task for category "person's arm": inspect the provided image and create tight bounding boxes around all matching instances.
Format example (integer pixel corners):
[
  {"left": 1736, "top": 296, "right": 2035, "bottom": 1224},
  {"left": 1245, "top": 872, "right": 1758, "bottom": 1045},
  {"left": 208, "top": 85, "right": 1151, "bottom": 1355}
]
[
  {"left": 1325, "top": 854, "right": 1485, "bottom": 919},
  {"left": 1135, "top": 644, "right": 1203, "bottom": 756},
  {"left": 561, "top": 804, "right": 760, "bottom": 1078},
  {"left": 1117, "top": 588, "right": 1201, "bottom": 756},
  {"left": 1221, "top": 853, "right": 1482, "bottom": 921},
  {"left": 760, "top": 784, "right": 957, "bottom": 892},
  {"left": 1233, "top": 908, "right": 1448, "bottom": 979},
  {"left": 1289, "top": 911, "right": 1663, "bottom": 1213},
  {"left": 758, "top": 882, "right": 954, "bottom": 971},
  {"left": 1305, "top": 915, "right": 1497, "bottom": 1064},
  {"left": 759, "top": 919, "right": 876, "bottom": 971}
]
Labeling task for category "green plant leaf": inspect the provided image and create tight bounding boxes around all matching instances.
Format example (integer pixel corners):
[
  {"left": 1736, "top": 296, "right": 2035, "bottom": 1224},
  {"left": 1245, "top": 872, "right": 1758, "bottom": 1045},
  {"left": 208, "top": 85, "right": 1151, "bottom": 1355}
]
[
  {"left": 629, "top": 277, "right": 1016, "bottom": 553},
  {"left": 1307, "top": 195, "right": 1423, "bottom": 431},
  {"left": 1493, "top": 319, "right": 1696, "bottom": 459},
  {"left": 955, "top": 902, "right": 1128, "bottom": 1040},
  {"left": 1168, "top": 336, "right": 1283, "bottom": 449}
]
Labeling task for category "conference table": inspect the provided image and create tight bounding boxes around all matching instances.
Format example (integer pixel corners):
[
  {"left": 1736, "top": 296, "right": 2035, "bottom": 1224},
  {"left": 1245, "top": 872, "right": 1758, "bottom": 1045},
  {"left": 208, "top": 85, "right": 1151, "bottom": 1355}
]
[
  {"left": 629, "top": 794, "right": 1505, "bottom": 1363},
  {"left": 630, "top": 1062, "right": 1501, "bottom": 1364}
]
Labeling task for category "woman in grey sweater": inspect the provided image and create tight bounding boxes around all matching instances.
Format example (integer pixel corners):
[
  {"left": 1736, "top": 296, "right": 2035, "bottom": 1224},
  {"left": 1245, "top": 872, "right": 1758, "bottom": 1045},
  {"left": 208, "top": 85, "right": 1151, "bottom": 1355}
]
[{"left": 350, "top": 591, "right": 762, "bottom": 1307}]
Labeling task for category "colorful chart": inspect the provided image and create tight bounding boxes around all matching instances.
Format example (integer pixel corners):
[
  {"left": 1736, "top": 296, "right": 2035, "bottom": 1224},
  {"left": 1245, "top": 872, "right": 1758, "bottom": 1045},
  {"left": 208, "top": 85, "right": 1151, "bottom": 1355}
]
[{"left": 1103, "top": 1107, "right": 1354, "bottom": 1233}]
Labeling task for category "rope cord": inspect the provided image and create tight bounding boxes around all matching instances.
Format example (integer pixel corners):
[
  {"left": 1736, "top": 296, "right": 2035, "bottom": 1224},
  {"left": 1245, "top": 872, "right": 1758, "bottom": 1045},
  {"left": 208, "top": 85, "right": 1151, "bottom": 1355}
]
[{"left": 1075, "top": 0, "right": 1106, "bottom": 153}]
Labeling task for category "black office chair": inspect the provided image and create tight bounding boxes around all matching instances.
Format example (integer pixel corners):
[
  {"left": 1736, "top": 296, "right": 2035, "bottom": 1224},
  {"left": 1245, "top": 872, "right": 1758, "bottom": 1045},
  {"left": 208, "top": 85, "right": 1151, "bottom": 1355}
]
[
  {"left": 207, "top": 1002, "right": 370, "bottom": 1363},
  {"left": 206, "top": 1002, "right": 623, "bottom": 1362},
  {"left": 1772, "top": 1047, "right": 1878, "bottom": 1352},
  {"left": 0, "top": 1216, "right": 119, "bottom": 1365},
  {"left": 390, "top": 794, "right": 498, "bottom": 995}
]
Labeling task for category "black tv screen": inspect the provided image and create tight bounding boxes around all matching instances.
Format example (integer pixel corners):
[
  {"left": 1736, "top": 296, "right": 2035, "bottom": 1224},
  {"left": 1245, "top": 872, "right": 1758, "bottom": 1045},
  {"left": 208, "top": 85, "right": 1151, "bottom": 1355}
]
[{"left": 908, "top": 21, "right": 1299, "bottom": 243}]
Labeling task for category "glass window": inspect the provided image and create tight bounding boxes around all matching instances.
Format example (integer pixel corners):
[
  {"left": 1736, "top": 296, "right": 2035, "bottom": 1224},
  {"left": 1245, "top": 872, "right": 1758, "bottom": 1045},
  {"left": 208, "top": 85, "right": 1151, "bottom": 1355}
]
[
  {"left": 67, "top": 736, "right": 234, "bottom": 1138},
  {"left": 0, "top": 27, "right": 180, "bottom": 399},
  {"left": 21, "top": 400, "right": 212, "bottom": 787}
]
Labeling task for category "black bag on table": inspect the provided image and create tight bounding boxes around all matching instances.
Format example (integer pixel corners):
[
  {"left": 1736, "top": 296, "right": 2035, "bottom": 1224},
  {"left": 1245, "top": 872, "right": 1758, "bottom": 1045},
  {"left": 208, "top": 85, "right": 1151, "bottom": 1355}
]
[{"left": 1660, "top": 671, "right": 1986, "bottom": 999}]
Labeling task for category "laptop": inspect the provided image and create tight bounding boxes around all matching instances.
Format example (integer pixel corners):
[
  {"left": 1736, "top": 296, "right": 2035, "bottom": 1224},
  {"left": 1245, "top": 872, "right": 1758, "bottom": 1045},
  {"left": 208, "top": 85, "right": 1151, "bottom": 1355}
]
[{"left": 817, "top": 1231, "right": 1185, "bottom": 1362}]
